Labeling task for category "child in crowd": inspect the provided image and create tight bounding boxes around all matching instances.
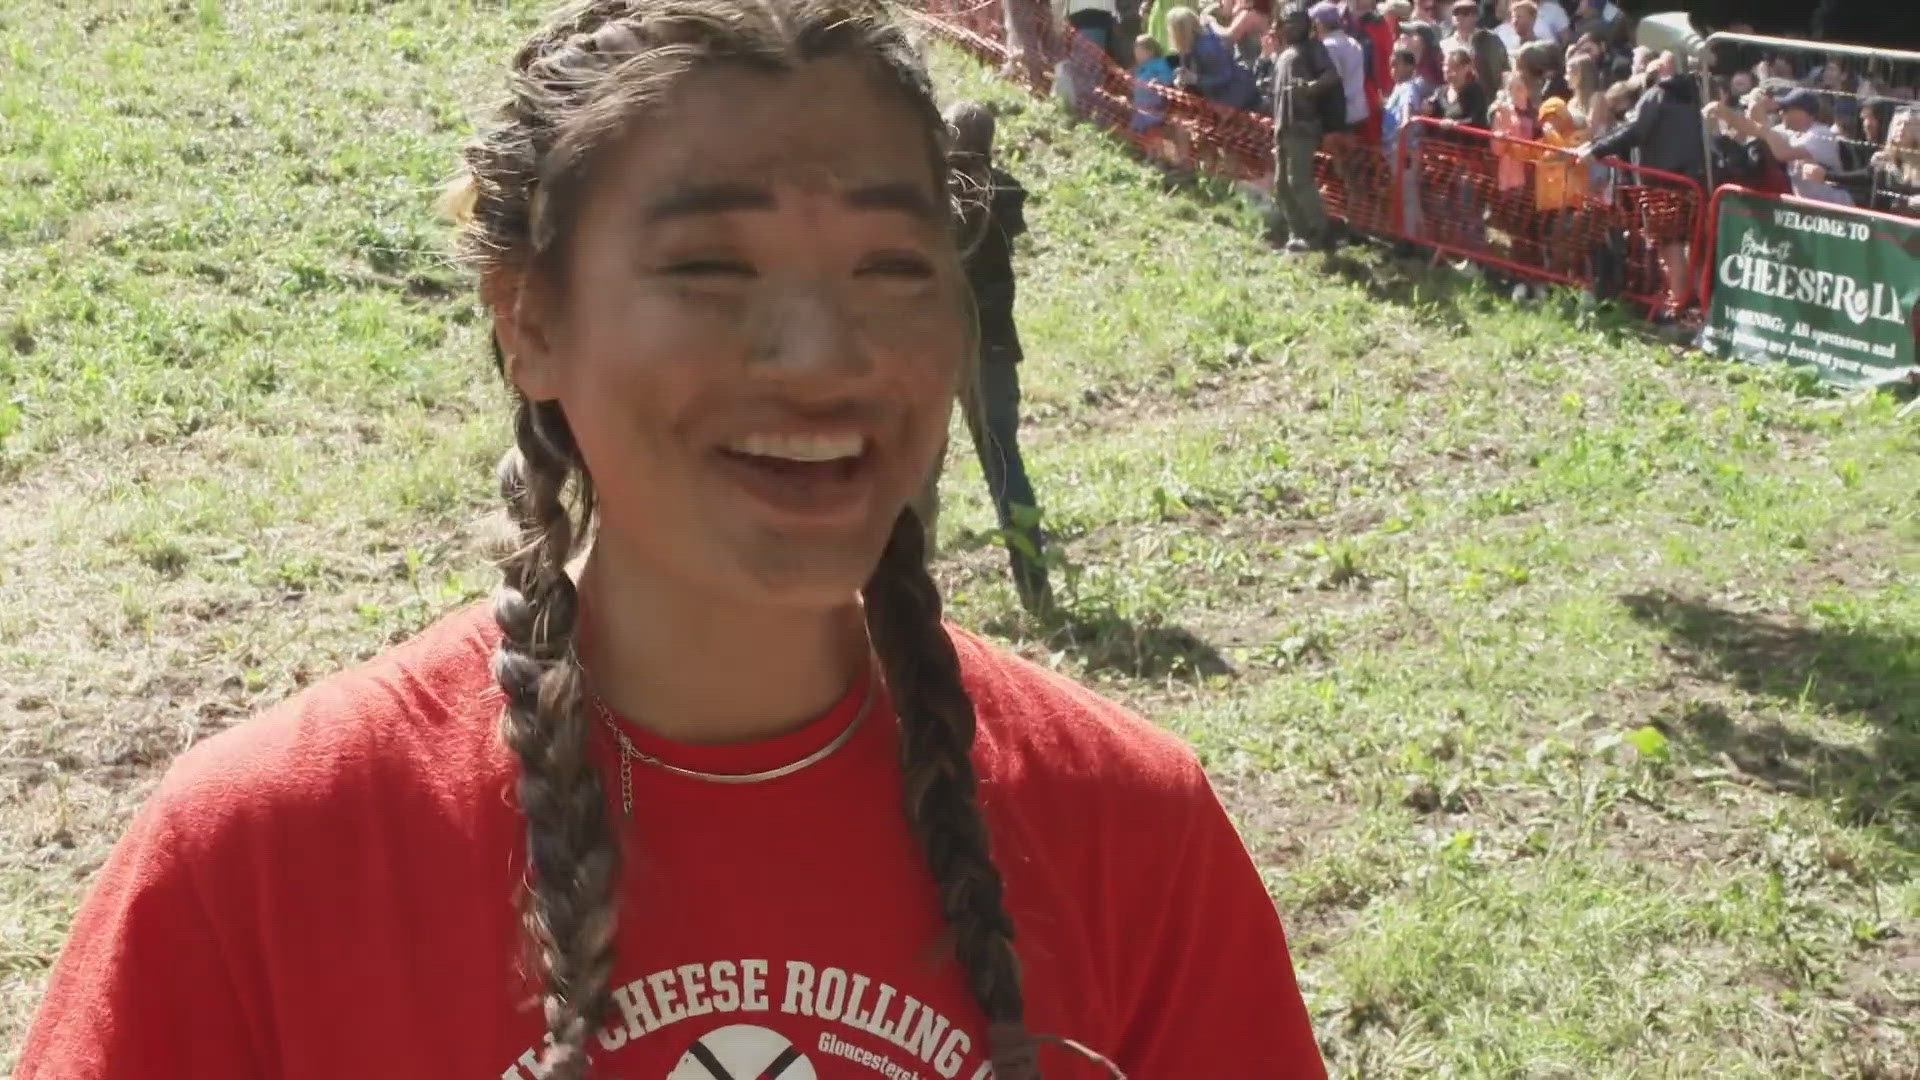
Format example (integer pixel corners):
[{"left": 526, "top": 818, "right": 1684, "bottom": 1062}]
[
  {"left": 1382, "top": 46, "right": 1436, "bottom": 250},
  {"left": 1535, "top": 96, "right": 1589, "bottom": 275},
  {"left": 1131, "top": 34, "right": 1178, "bottom": 133}
]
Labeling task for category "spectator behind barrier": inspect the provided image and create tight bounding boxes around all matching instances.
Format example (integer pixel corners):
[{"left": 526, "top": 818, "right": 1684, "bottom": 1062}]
[
  {"left": 1719, "top": 87, "right": 1856, "bottom": 207},
  {"left": 1383, "top": 46, "right": 1437, "bottom": 253},
  {"left": 1811, "top": 57, "right": 1861, "bottom": 128},
  {"left": 1131, "top": 35, "right": 1178, "bottom": 132},
  {"left": 1349, "top": 0, "right": 1400, "bottom": 143},
  {"left": 1565, "top": 51, "right": 1602, "bottom": 128},
  {"left": 1867, "top": 108, "right": 1920, "bottom": 214},
  {"left": 1532, "top": 0, "right": 1572, "bottom": 43},
  {"left": 1516, "top": 40, "right": 1567, "bottom": 102},
  {"left": 1065, "top": 0, "right": 1122, "bottom": 54},
  {"left": 1166, "top": 5, "right": 1261, "bottom": 109},
  {"left": 1251, "top": 24, "right": 1282, "bottom": 115},
  {"left": 1312, "top": 2, "right": 1370, "bottom": 132},
  {"left": 1578, "top": 57, "right": 1702, "bottom": 317},
  {"left": 1581, "top": 58, "right": 1704, "bottom": 183},
  {"left": 1495, "top": 0, "right": 1543, "bottom": 54},
  {"left": 1704, "top": 87, "right": 1793, "bottom": 194},
  {"left": 1570, "top": 0, "right": 1624, "bottom": 50},
  {"left": 1400, "top": 20, "right": 1445, "bottom": 86},
  {"left": 1383, "top": 46, "right": 1437, "bottom": 145},
  {"left": 1471, "top": 28, "right": 1509, "bottom": 104},
  {"left": 1535, "top": 96, "right": 1589, "bottom": 275},
  {"left": 1441, "top": 0, "right": 1478, "bottom": 59},
  {"left": 1428, "top": 44, "right": 1492, "bottom": 129},
  {"left": 1217, "top": 0, "right": 1272, "bottom": 64}
]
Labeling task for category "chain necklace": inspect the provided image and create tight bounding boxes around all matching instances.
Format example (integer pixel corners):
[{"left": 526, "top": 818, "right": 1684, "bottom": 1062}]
[{"left": 593, "top": 671, "right": 876, "bottom": 816}]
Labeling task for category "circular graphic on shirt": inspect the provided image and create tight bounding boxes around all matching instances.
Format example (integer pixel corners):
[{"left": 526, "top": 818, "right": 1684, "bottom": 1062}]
[{"left": 666, "top": 1024, "right": 817, "bottom": 1080}]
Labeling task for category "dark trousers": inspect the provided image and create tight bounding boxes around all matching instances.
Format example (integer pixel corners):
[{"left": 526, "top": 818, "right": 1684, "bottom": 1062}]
[
  {"left": 915, "top": 358, "right": 1053, "bottom": 613},
  {"left": 1273, "top": 128, "right": 1329, "bottom": 244}
]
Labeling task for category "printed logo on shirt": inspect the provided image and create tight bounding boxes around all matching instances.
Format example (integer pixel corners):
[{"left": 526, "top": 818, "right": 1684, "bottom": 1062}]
[
  {"left": 498, "top": 959, "right": 989, "bottom": 1080},
  {"left": 667, "top": 1024, "right": 814, "bottom": 1079}
]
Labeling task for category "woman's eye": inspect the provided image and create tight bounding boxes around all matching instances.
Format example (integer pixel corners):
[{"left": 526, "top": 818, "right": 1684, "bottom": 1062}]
[{"left": 661, "top": 258, "right": 755, "bottom": 278}]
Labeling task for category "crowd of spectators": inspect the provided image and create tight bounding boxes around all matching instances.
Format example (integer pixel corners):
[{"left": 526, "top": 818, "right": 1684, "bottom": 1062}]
[{"left": 1044, "top": 0, "right": 1920, "bottom": 312}]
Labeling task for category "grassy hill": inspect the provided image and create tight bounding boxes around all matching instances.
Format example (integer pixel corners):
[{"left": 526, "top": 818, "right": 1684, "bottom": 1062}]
[{"left": 2, "top": 2, "right": 1915, "bottom": 1074}]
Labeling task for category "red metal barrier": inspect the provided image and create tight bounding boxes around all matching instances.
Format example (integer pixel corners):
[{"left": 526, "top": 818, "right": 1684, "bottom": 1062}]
[
  {"left": 1394, "top": 118, "right": 1708, "bottom": 312},
  {"left": 908, "top": 0, "right": 1276, "bottom": 178},
  {"left": 910, "top": 0, "right": 1716, "bottom": 314}
]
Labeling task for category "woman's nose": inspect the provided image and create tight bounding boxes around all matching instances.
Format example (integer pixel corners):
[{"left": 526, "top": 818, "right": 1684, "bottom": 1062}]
[{"left": 749, "top": 290, "right": 871, "bottom": 380}]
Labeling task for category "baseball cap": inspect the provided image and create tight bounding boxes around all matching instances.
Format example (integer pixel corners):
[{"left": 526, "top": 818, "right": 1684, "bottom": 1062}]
[
  {"left": 1310, "top": 2, "right": 1343, "bottom": 26},
  {"left": 1774, "top": 87, "right": 1821, "bottom": 115}
]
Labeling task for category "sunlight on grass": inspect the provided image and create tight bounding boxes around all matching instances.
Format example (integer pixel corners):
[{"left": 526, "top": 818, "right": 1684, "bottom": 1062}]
[{"left": 0, "top": 5, "right": 1914, "bottom": 1075}]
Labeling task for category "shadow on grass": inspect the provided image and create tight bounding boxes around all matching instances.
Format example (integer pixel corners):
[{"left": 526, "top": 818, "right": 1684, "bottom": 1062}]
[
  {"left": 1318, "top": 243, "right": 1667, "bottom": 346},
  {"left": 984, "top": 604, "right": 1234, "bottom": 683},
  {"left": 1622, "top": 590, "right": 1919, "bottom": 846}
]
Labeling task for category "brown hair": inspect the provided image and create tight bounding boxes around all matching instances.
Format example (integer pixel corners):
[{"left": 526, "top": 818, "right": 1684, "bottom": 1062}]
[
  {"left": 1568, "top": 52, "right": 1600, "bottom": 103},
  {"left": 444, "top": 1, "right": 1044, "bottom": 1077}
]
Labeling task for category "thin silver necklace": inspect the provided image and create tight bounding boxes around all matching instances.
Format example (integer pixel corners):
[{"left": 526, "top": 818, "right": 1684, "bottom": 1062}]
[{"left": 593, "top": 671, "right": 876, "bottom": 816}]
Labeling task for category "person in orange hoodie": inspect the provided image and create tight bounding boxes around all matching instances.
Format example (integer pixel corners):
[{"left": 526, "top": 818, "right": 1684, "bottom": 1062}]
[{"left": 1535, "top": 96, "right": 1590, "bottom": 276}]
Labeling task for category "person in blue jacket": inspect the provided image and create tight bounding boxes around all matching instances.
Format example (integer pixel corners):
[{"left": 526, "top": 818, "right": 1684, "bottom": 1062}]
[{"left": 1166, "top": 5, "right": 1260, "bottom": 110}]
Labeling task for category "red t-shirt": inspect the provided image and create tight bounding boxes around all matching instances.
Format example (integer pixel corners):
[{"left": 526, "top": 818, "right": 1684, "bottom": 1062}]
[{"left": 18, "top": 604, "right": 1324, "bottom": 1079}]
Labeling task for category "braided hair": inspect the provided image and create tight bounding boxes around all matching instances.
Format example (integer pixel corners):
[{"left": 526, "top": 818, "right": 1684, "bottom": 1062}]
[{"left": 444, "top": 2, "right": 1049, "bottom": 1076}]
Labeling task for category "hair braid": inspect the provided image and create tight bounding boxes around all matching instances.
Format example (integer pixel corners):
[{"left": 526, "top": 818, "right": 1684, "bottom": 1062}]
[
  {"left": 493, "top": 399, "right": 619, "bottom": 1080},
  {"left": 862, "top": 510, "right": 1039, "bottom": 1079},
  {"left": 452, "top": 2, "right": 1022, "bottom": 1076}
]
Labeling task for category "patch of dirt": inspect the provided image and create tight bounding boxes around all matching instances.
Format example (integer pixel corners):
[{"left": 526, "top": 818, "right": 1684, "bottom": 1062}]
[{"left": 1209, "top": 767, "right": 1365, "bottom": 953}]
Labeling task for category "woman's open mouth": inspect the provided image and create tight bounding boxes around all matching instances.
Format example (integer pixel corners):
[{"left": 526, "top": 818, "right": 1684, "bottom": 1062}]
[{"left": 713, "top": 432, "right": 877, "bottom": 522}]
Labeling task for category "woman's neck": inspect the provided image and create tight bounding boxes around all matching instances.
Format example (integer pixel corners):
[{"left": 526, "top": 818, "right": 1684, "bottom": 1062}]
[{"left": 571, "top": 547, "right": 870, "bottom": 745}]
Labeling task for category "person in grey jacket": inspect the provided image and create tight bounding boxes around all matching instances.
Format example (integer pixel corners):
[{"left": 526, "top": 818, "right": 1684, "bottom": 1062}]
[
  {"left": 1578, "top": 65, "right": 1704, "bottom": 318},
  {"left": 1582, "top": 64, "right": 1705, "bottom": 182}
]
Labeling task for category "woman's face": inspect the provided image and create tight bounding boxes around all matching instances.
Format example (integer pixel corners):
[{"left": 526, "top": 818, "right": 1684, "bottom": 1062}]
[
  {"left": 496, "top": 59, "right": 966, "bottom": 607},
  {"left": 1446, "top": 51, "right": 1471, "bottom": 87},
  {"left": 1507, "top": 71, "right": 1531, "bottom": 106},
  {"left": 1893, "top": 113, "right": 1918, "bottom": 150}
]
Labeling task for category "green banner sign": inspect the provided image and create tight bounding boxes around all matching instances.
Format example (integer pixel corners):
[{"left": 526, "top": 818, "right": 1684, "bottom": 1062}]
[{"left": 1700, "top": 189, "right": 1918, "bottom": 388}]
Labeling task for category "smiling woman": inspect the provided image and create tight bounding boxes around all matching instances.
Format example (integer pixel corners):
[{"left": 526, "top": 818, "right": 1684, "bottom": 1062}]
[{"left": 14, "top": 2, "right": 1323, "bottom": 1078}]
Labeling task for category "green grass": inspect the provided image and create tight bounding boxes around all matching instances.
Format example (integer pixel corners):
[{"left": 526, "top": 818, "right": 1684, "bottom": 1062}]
[{"left": 3, "top": 2, "right": 1917, "bottom": 1075}]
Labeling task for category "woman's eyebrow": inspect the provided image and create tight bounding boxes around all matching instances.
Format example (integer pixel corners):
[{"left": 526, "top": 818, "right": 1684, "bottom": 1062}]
[
  {"left": 643, "top": 180, "right": 940, "bottom": 225},
  {"left": 644, "top": 182, "right": 774, "bottom": 224},
  {"left": 842, "top": 181, "right": 942, "bottom": 223}
]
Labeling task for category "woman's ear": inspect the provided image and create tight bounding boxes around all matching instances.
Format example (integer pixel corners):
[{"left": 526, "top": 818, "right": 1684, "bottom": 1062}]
[{"left": 483, "top": 267, "right": 564, "bottom": 401}]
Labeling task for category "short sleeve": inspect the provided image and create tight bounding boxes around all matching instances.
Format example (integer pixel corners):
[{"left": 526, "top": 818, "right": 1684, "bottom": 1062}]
[
  {"left": 14, "top": 789, "right": 266, "bottom": 1079},
  {"left": 1808, "top": 128, "right": 1842, "bottom": 169},
  {"left": 1107, "top": 763, "right": 1326, "bottom": 1077}
]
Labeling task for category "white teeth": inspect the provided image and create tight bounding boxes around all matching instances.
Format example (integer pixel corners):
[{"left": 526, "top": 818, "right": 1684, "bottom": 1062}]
[{"left": 726, "top": 433, "right": 865, "bottom": 462}]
